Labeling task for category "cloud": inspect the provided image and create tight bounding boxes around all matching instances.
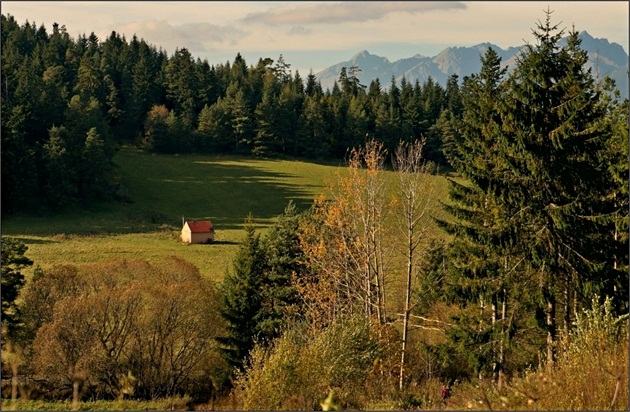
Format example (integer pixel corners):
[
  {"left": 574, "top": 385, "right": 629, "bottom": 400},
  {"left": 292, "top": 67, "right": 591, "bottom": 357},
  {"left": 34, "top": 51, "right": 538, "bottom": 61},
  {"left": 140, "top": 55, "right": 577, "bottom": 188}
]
[
  {"left": 242, "top": 1, "right": 466, "bottom": 26},
  {"left": 288, "top": 26, "right": 312, "bottom": 35},
  {"left": 115, "top": 20, "right": 247, "bottom": 55}
]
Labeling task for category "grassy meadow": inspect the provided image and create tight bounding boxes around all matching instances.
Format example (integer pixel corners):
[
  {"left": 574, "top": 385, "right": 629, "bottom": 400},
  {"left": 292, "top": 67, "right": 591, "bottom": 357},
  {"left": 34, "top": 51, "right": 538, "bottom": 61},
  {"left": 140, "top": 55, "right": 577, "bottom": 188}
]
[{"left": 2, "top": 146, "right": 451, "bottom": 283}]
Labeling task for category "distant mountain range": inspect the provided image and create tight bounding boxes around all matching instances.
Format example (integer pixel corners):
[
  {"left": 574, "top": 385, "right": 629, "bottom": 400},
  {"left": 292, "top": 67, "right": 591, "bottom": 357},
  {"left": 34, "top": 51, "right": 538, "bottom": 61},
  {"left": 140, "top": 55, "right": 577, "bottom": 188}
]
[{"left": 315, "top": 31, "right": 629, "bottom": 99}]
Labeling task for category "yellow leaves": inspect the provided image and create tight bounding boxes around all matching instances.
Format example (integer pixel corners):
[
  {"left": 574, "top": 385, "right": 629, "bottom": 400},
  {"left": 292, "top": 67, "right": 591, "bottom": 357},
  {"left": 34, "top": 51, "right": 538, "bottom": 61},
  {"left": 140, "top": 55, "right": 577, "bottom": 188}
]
[
  {"left": 320, "top": 389, "right": 340, "bottom": 411},
  {"left": 119, "top": 371, "right": 137, "bottom": 398}
]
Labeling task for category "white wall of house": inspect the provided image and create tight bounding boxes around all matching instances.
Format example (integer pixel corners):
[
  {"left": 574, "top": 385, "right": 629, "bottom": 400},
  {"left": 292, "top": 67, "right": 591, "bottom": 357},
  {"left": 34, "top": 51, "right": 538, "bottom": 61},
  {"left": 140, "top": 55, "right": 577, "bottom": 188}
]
[
  {"left": 181, "top": 228, "right": 192, "bottom": 243},
  {"left": 181, "top": 224, "right": 214, "bottom": 243}
]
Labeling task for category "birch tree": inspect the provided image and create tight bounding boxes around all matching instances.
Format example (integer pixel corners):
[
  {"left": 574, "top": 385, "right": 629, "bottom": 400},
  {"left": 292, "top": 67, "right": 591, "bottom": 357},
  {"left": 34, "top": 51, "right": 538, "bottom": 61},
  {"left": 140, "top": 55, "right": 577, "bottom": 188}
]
[{"left": 392, "top": 139, "right": 439, "bottom": 390}]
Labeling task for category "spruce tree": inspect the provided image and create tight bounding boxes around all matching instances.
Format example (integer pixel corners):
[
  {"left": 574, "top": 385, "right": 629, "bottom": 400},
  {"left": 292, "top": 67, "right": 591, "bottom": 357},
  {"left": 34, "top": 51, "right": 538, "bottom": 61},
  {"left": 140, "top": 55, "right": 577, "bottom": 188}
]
[
  {"left": 437, "top": 47, "right": 519, "bottom": 381},
  {"left": 1, "top": 237, "right": 33, "bottom": 338},
  {"left": 217, "top": 216, "right": 268, "bottom": 372},
  {"left": 252, "top": 74, "right": 279, "bottom": 156},
  {"left": 258, "top": 201, "right": 306, "bottom": 338},
  {"left": 437, "top": 12, "right": 619, "bottom": 376},
  {"left": 43, "top": 125, "right": 79, "bottom": 209},
  {"left": 499, "top": 14, "right": 615, "bottom": 366},
  {"left": 599, "top": 85, "right": 629, "bottom": 314}
]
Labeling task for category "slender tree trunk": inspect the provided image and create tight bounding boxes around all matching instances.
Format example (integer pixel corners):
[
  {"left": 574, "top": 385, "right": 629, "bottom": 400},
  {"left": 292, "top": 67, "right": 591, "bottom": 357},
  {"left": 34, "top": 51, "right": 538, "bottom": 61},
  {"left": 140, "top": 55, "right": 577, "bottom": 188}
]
[
  {"left": 393, "top": 139, "right": 435, "bottom": 390},
  {"left": 613, "top": 193, "right": 618, "bottom": 272},
  {"left": 374, "top": 260, "right": 385, "bottom": 325},
  {"left": 546, "top": 295, "right": 556, "bottom": 372},
  {"left": 613, "top": 209, "right": 619, "bottom": 294},
  {"left": 492, "top": 294, "right": 498, "bottom": 384},
  {"left": 72, "top": 378, "right": 81, "bottom": 410},
  {"left": 368, "top": 177, "right": 385, "bottom": 325},
  {"left": 365, "top": 262, "right": 372, "bottom": 319},
  {"left": 399, "top": 225, "right": 414, "bottom": 390},
  {"left": 376, "top": 230, "right": 386, "bottom": 323},
  {"left": 479, "top": 296, "right": 485, "bottom": 329},
  {"left": 563, "top": 279, "right": 571, "bottom": 347},
  {"left": 11, "top": 357, "right": 19, "bottom": 405},
  {"left": 610, "top": 376, "right": 621, "bottom": 409},
  {"left": 479, "top": 295, "right": 485, "bottom": 380},
  {"left": 498, "top": 288, "right": 507, "bottom": 390}
]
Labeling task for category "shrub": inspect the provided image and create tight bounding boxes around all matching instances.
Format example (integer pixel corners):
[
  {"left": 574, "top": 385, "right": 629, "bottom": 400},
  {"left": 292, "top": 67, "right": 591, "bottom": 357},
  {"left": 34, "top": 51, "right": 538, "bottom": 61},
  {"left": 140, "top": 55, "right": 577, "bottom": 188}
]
[
  {"left": 19, "top": 257, "right": 226, "bottom": 403},
  {"left": 444, "top": 296, "right": 629, "bottom": 410},
  {"left": 234, "top": 315, "right": 385, "bottom": 410}
]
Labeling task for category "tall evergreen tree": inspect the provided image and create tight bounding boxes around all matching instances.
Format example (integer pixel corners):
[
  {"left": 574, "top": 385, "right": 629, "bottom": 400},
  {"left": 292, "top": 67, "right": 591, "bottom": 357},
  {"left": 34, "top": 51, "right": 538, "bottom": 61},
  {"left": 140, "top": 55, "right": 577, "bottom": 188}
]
[
  {"left": 437, "top": 46, "right": 519, "bottom": 381},
  {"left": 1, "top": 238, "right": 33, "bottom": 338},
  {"left": 258, "top": 201, "right": 306, "bottom": 338},
  {"left": 298, "top": 94, "right": 331, "bottom": 158},
  {"left": 435, "top": 13, "right": 622, "bottom": 379},
  {"left": 79, "top": 127, "right": 111, "bottom": 202},
  {"left": 217, "top": 216, "right": 268, "bottom": 372},
  {"left": 253, "top": 73, "right": 280, "bottom": 156},
  {"left": 165, "top": 47, "right": 197, "bottom": 127},
  {"left": 499, "top": 14, "right": 615, "bottom": 367},
  {"left": 225, "top": 84, "right": 254, "bottom": 154},
  {"left": 304, "top": 70, "right": 320, "bottom": 97},
  {"left": 42, "top": 125, "right": 79, "bottom": 209},
  {"left": 598, "top": 80, "right": 629, "bottom": 314}
]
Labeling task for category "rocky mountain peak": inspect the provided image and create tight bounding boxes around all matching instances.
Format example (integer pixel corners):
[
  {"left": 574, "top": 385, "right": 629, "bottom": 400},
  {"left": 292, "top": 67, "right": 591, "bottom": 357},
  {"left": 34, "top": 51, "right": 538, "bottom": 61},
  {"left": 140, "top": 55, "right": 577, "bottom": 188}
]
[{"left": 315, "top": 31, "right": 628, "bottom": 99}]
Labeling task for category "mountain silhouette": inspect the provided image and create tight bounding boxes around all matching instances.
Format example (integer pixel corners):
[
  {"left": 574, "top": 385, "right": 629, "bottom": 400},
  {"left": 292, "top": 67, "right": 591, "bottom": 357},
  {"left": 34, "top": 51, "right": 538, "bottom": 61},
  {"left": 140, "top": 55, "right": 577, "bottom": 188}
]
[{"left": 315, "top": 31, "right": 628, "bottom": 99}]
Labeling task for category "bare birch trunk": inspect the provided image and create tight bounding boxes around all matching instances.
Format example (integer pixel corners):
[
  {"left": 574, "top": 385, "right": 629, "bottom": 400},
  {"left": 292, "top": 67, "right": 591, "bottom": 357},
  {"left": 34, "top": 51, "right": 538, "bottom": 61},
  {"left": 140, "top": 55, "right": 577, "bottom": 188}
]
[
  {"left": 563, "top": 279, "right": 571, "bottom": 346},
  {"left": 393, "top": 139, "right": 436, "bottom": 391},
  {"left": 546, "top": 296, "right": 556, "bottom": 372},
  {"left": 492, "top": 294, "right": 498, "bottom": 384},
  {"left": 399, "top": 223, "right": 414, "bottom": 390},
  {"left": 498, "top": 289, "right": 507, "bottom": 390},
  {"left": 479, "top": 296, "right": 485, "bottom": 380}
]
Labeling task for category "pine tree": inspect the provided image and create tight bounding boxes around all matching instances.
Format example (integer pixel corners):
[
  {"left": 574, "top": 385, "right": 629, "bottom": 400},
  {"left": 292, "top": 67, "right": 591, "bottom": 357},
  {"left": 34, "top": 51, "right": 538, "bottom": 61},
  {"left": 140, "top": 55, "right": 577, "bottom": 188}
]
[
  {"left": 42, "top": 125, "right": 79, "bottom": 209},
  {"left": 217, "top": 216, "right": 268, "bottom": 372},
  {"left": 499, "top": 14, "right": 615, "bottom": 367},
  {"left": 165, "top": 47, "right": 197, "bottom": 126},
  {"left": 278, "top": 82, "right": 302, "bottom": 156},
  {"left": 253, "top": 73, "right": 279, "bottom": 156},
  {"left": 226, "top": 85, "right": 254, "bottom": 154},
  {"left": 437, "top": 46, "right": 519, "bottom": 381},
  {"left": 78, "top": 127, "right": 108, "bottom": 202},
  {"left": 1, "top": 237, "right": 33, "bottom": 338},
  {"left": 598, "top": 82, "right": 629, "bottom": 314},
  {"left": 298, "top": 94, "right": 331, "bottom": 158},
  {"left": 258, "top": 201, "right": 306, "bottom": 337}
]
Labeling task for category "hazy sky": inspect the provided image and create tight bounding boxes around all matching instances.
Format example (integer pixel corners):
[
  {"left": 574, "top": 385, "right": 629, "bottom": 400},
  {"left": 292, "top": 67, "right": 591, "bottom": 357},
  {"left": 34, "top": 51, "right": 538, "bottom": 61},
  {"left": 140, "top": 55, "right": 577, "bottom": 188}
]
[{"left": 3, "top": 1, "right": 628, "bottom": 74}]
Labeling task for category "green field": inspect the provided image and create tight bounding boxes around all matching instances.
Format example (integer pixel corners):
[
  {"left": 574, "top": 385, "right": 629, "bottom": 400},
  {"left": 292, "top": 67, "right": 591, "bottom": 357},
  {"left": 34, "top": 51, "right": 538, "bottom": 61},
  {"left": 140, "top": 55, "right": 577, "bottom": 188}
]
[{"left": 1, "top": 147, "right": 451, "bottom": 282}]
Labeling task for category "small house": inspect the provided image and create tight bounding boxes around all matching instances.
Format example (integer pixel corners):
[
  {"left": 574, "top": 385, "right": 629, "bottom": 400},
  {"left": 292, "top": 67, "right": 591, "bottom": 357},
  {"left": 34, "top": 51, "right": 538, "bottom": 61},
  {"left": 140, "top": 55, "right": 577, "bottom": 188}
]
[{"left": 181, "top": 220, "right": 215, "bottom": 244}]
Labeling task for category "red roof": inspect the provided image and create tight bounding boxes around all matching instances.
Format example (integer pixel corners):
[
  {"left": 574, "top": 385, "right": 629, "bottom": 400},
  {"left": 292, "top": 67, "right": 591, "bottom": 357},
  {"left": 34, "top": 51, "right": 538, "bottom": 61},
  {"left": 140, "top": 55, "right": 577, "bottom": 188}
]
[{"left": 185, "top": 220, "right": 214, "bottom": 233}]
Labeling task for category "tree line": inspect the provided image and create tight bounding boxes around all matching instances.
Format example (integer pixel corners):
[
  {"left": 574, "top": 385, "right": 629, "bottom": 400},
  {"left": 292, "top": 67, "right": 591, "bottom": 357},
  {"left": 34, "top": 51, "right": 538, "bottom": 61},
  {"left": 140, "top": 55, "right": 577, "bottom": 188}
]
[{"left": 1, "top": 13, "right": 458, "bottom": 215}]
